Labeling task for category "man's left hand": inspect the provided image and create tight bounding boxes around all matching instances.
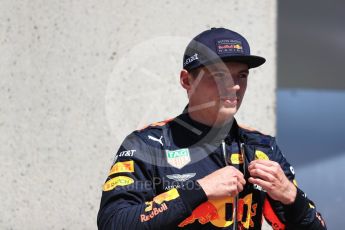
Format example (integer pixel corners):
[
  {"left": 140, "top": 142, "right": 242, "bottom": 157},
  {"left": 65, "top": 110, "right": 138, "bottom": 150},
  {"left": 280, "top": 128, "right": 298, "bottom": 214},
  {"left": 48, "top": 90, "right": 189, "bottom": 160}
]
[{"left": 248, "top": 159, "right": 297, "bottom": 205}]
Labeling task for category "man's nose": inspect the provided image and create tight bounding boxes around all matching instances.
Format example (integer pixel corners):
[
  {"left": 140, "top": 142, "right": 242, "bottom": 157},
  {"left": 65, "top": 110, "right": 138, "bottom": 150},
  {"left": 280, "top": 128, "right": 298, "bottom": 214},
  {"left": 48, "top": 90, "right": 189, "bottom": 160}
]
[
  {"left": 231, "top": 83, "right": 240, "bottom": 90},
  {"left": 222, "top": 77, "right": 240, "bottom": 90},
  {"left": 216, "top": 77, "right": 240, "bottom": 97}
]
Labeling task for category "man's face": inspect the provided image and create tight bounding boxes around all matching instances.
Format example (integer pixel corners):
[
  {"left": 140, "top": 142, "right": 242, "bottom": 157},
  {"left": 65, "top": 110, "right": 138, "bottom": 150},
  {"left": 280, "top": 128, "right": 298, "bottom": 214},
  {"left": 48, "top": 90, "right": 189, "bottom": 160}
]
[{"left": 185, "top": 62, "right": 249, "bottom": 126}]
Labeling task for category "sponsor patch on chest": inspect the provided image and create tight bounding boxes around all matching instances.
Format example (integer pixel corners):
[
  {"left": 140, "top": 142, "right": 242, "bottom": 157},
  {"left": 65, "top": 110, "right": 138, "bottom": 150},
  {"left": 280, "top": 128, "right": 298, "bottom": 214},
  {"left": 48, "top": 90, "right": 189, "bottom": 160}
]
[{"left": 166, "top": 148, "right": 191, "bottom": 169}]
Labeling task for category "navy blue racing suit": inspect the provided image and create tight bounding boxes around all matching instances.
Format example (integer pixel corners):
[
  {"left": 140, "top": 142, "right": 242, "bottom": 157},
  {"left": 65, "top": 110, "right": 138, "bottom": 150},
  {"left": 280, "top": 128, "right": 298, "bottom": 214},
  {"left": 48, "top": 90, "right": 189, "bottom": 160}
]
[{"left": 97, "top": 110, "right": 327, "bottom": 229}]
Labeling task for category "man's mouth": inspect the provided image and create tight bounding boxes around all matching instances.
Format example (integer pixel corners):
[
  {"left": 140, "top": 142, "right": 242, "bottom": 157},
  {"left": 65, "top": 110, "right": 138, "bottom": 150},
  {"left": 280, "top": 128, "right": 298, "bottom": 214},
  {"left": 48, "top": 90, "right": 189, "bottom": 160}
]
[{"left": 220, "top": 97, "right": 238, "bottom": 106}]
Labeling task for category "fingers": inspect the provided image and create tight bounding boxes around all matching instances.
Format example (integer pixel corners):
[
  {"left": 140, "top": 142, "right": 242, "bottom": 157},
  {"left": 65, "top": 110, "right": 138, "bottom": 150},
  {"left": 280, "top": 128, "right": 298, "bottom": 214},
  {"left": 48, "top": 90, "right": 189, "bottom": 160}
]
[
  {"left": 224, "top": 166, "right": 245, "bottom": 195},
  {"left": 248, "top": 160, "right": 279, "bottom": 190},
  {"left": 244, "top": 160, "right": 297, "bottom": 204},
  {"left": 248, "top": 160, "right": 283, "bottom": 181},
  {"left": 225, "top": 166, "right": 246, "bottom": 187},
  {"left": 248, "top": 160, "right": 280, "bottom": 173},
  {"left": 225, "top": 166, "right": 246, "bottom": 182},
  {"left": 227, "top": 178, "right": 243, "bottom": 197},
  {"left": 237, "top": 180, "right": 244, "bottom": 193},
  {"left": 248, "top": 177, "right": 271, "bottom": 189},
  {"left": 250, "top": 159, "right": 275, "bottom": 166},
  {"left": 239, "top": 176, "right": 246, "bottom": 186},
  {"left": 248, "top": 162, "right": 269, "bottom": 184},
  {"left": 248, "top": 167, "right": 276, "bottom": 182},
  {"left": 198, "top": 166, "right": 246, "bottom": 199}
]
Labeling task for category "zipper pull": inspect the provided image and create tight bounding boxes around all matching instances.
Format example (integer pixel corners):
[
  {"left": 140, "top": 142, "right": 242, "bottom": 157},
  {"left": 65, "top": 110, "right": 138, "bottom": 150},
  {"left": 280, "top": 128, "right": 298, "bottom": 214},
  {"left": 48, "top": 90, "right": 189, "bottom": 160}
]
[
  {"left": 221, "top": 140, "right": 229, "bottom": 166},
  {"left": 222, "top": 139, "right": 238, "bottom": 230},
  {"left": 240, "top": 143, "right": 246, "bottom": 176}
]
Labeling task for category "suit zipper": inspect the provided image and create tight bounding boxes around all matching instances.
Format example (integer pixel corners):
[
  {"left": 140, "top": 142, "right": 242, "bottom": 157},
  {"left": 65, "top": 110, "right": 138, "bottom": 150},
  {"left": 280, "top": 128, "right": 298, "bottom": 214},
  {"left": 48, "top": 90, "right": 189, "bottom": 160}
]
[
  {"left": 222, "top": 140, "right": 238, "bottom": 230},
  {"left": 240, "top": 142, "right": 246, "bottom": 177}
]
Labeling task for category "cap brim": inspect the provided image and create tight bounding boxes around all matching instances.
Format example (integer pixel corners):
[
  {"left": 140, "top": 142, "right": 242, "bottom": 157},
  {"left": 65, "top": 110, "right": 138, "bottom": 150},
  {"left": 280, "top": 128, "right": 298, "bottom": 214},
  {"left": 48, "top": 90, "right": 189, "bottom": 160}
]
[{"left": 221, "top": 55, "right": 266, "bottom": 68}]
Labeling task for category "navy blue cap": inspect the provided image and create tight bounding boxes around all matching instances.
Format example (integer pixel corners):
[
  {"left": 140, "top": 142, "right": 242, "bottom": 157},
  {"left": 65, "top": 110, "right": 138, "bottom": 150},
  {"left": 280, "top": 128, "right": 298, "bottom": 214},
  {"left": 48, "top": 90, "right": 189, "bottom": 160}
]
[{"left": 183, "top": 27, "right": 266, "bottom": 71}]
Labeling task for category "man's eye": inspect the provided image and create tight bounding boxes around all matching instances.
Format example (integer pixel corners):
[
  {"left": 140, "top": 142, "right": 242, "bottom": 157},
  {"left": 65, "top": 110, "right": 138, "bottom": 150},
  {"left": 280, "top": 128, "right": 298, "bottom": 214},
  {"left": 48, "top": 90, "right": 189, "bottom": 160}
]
[{"left": 240, "top": 74, "right": 248, "bottom": 79}]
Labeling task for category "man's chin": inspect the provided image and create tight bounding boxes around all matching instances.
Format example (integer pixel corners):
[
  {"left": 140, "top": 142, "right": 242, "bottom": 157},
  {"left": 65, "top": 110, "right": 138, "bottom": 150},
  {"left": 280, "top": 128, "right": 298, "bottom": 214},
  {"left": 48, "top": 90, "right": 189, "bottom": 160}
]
[
  {"left": 219, "top": 106, "right": 237, "bottom": 116},
  {"left": 213, "top": 108, "right": 237, "bottom": 125}
]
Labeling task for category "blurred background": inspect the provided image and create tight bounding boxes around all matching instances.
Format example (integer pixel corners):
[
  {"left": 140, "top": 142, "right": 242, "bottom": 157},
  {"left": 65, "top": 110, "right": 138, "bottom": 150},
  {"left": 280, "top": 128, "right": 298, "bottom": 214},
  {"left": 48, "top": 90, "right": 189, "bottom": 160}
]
[{"left": 277, "top": 0, "right": 345, "bottom": 229}]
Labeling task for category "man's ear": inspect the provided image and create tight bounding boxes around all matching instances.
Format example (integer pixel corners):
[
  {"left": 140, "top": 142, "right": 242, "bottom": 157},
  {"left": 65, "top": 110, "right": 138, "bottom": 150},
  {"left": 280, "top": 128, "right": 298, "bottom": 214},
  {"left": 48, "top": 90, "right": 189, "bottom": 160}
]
[{"left": 180, "top": 69, "right": 193, "bottom": 90}]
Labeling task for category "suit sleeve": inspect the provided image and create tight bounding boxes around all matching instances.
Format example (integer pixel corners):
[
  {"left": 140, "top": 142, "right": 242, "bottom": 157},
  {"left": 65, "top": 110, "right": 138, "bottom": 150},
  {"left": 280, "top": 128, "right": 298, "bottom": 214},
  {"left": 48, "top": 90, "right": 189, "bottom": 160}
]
[
  {"left": 97, "top": 132, "right": 207, "bottom": 230},
  {"left": 263, "top": 138, "right": 327, "bottom": 230}
]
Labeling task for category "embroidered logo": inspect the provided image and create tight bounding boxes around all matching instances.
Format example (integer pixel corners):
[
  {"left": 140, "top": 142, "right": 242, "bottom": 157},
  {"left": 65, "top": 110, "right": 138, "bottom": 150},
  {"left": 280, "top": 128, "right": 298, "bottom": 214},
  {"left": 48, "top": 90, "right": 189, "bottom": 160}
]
[
  {"left": 166, "top": 148, "right": 191, "bottom": 169},
  {"left": 216, "top": 39, "right": 243, "bottom": 55},
  {"left": 112, "top": 149, "right": 136, "bottom": 164},
  {"left": 230, "top": 153, "right": 244, "bottom": 164},
  {"left": 148, "top": 135, "right": 163, "bottom": 146},
  {"left": 183, "top": 53, "right": 199, "bottom": 67},
  {"left": 108, "top": 161, "right": 134, "bottom": 175},
  {"left": 255, "top": 150, "right": 269, "bottom": 160},
  {"left": 290, "top": 166, "right": 295, "bottom": 175},
  {"left": 103, "top": 176, "right": 134, "bottom": 191},
  {"left": 141, "top": 189, "right": 180, "bottom": 222},
  {"left": 179, "top": 193, "right": 257, "bottom": 228},
  {"left": 167, "top": 173, "right": 196, "bottom": 182}
]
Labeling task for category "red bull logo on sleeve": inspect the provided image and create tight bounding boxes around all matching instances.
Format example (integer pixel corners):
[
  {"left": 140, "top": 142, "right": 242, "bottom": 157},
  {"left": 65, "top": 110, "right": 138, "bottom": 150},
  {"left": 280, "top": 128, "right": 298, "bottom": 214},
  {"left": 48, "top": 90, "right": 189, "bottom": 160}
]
[
  {"left": 141, "top": 203, "right": 168, "bottom": 222},
  {"left": 141, "top": 188, "right": 180, "bottom": 222},
  {"left": 179, "top": 193, "right": 257, "bottom": 229}
]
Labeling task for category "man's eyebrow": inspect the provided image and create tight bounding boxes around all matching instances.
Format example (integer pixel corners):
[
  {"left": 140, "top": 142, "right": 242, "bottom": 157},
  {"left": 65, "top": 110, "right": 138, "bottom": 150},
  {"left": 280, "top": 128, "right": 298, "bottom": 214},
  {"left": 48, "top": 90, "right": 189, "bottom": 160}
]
[{"left": 240, "top": 69, "right": 249, "bottom": 74}]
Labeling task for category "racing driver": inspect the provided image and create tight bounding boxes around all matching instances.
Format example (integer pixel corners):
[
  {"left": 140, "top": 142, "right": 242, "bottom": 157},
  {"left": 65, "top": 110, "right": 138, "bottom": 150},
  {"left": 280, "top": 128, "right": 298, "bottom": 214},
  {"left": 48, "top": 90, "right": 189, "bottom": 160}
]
[{"left": 97, "top": 27, "right": 327, "bottom": 229}]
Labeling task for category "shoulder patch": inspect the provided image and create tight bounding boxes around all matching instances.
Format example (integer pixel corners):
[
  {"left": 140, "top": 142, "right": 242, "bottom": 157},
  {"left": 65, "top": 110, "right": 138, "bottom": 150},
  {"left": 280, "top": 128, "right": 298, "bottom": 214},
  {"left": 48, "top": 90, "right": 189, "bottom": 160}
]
[
  {"left": 108, "top": 161, "right": 134, "bottom": 175},
  {"left": 238, "top": 123, "right": 267, "bottom": 135},
  {"left": 103, "top": 176, "right": 134, "bottom": 191},
  {"left": 138, "top": 118, "right": 174, "bottom": 131}
]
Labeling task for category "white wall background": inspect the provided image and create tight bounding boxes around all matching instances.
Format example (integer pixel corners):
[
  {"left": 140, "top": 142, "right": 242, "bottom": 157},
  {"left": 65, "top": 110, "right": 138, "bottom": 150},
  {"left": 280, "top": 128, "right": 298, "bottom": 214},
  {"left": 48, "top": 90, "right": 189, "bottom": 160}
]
[{"left": 0, "top": 0, "right": 276, "bottom": 229}]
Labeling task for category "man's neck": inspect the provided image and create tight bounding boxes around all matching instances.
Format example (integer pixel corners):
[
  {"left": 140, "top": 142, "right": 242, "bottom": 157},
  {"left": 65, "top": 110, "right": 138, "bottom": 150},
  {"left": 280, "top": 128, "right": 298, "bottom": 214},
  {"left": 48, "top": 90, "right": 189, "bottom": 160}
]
[{"left": 188, "top": 108, "right": 234, "bottom": 128}]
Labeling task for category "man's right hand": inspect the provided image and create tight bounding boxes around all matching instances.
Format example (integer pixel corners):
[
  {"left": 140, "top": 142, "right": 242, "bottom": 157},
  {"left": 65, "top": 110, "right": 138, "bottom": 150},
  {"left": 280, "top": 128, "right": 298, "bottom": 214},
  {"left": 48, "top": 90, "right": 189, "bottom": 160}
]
[{"left": 197, "top": 166, "right": 246, "bottom": 199}]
